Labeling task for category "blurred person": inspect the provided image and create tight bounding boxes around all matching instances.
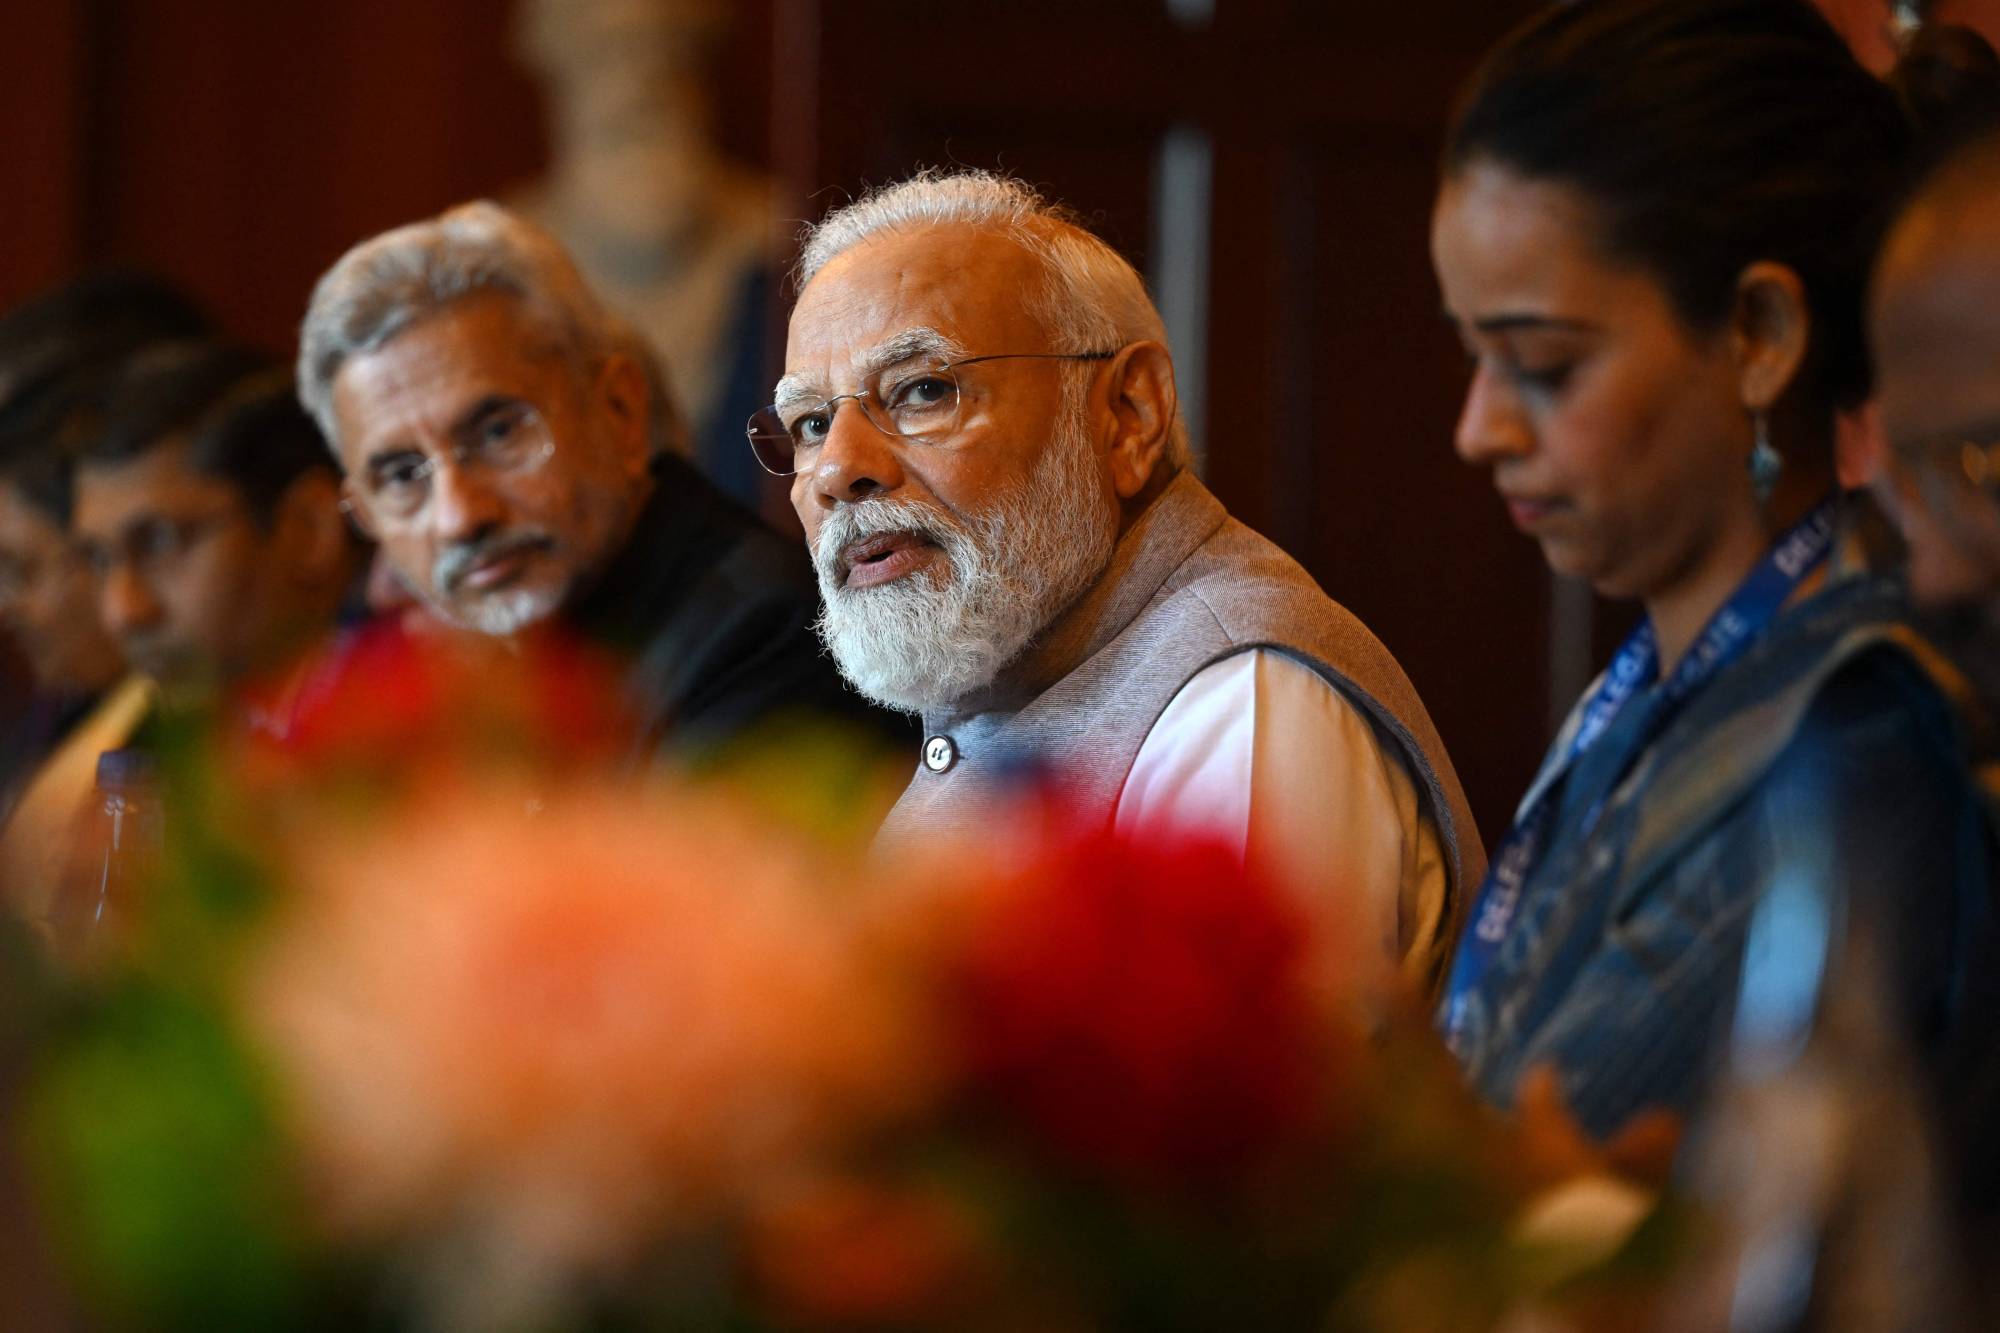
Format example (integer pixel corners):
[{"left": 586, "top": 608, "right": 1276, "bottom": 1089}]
[
  {"left": 1665, "top": 64, "right": 2000, "bottom": 1317},
  {"left": 0, "top": 420, "right": 138, "bottom": 934},
  {"left": 1873, "top": 102, "right": 2000, "bottom": 616},
  {"left": 510, "top": 0, "right": 775, "bottom": 504},
  {"left": 1432, "top": 0, "right": 1996, "bottom": 1139},
  {"left": 72, "top": 342, "right": 361, "bottom": 711},
  {"left": 0, "top": 274, "right": 212, "bottom": 931},
  {"left": 773, "top": 170, "right": 1483, "bottom": 991},
  {"left": 1869, "top": 66, "right": 2000, "bottom": 1314},
  {"left": 0, "top": 270, "right": 211, "bottom": 410},
  {"left": 0, "top": 421, "right": 124, "bottom": 813},
  {"left": 0, "top": 272, "right": 208, "bottom": 818},
  {"left": 299, "top": 201, "right": 881, "bottom": 762}
]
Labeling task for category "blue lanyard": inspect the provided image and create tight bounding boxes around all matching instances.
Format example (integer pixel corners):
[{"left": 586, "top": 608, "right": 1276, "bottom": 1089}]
[{"left": 1441, "top": 499, "right": 1840, "bottom": 1052}]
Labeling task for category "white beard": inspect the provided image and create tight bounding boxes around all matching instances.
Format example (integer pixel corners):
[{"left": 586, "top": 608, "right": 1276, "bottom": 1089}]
[
  {"left": 447, "top": 585, "right": 564, "bottom": 636},
  {"left": 810, "top": 408, "right": 1117, "bottom": 715}
]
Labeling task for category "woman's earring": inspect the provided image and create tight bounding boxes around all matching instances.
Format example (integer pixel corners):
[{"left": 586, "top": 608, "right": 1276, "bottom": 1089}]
[{"left": 1750, "top": 410, "right": 1783, "bottom": 505}]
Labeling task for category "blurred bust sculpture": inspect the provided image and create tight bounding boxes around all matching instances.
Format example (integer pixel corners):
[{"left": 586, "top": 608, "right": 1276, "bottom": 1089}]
[{"left": 510, "top": 0, "right": 772, "bottom": 496}]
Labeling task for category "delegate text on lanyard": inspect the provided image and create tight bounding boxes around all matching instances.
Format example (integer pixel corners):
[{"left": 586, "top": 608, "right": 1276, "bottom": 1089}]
[{"left": 1441, "top": 499, "right": 1839, "bottom": 1052}]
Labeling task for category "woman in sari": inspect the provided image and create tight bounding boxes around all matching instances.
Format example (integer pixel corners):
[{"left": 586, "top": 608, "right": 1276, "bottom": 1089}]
[{"left": 1431, "top": 0, "right": 1995, "bottom": 1138}]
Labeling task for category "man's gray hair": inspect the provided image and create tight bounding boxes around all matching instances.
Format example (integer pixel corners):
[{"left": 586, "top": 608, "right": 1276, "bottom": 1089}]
[
  {"left": 297, "top": 201, "right": 614, "bottom": 447},
  {"left": 797, "top": 170, "right": 1190, "bottom": 469}
]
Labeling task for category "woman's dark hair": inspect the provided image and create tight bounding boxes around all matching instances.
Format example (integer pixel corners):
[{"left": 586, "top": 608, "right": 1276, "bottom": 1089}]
[{"left": 1444, "top": 0, "right": 1912, "bottom": 421}]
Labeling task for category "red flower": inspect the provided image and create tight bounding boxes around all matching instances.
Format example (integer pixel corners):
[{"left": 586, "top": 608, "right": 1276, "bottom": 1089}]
[
  {"left": 231, "top": 619, "right": 629, "bottom": 791},
  {"left": 949, "top": 822, "right": 1334, "bottom": 1187},
  {"left": 747, "top": 1177, "right": 993, "bottom": 1327},
  {"left": 251, "top": 619, "right": 445, "bottom": 766}
]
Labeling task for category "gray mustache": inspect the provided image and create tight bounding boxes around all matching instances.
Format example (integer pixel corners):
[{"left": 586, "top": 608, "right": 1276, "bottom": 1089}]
[
  {"left": 815, "top": 502, "right": 954, "bottom": 578},
  {"left": 433, "top": 531, "right": 556, "bottom": 593}
]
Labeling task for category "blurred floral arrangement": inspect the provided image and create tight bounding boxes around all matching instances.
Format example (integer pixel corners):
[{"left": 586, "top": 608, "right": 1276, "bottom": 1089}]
[{"left": 1, "top": 624, "right": 1687, "bottom": 1332}]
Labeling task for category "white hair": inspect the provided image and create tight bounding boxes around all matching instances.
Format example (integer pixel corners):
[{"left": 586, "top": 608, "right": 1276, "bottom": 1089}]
[
  {"left": 296, "top": 201, "right": 614, "bottom": 448},
  {"left": 797, "top": 169, "right": 1190, "bottom": 469}
]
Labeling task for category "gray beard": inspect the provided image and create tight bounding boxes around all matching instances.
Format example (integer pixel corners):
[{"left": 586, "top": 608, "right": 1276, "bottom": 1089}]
[{"left": 810, "top": 412, "right": 1117, "bottom": 715}]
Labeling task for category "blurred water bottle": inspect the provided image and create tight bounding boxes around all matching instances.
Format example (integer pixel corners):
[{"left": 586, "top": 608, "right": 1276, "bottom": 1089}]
[{"left": 52, "top": 748, "right": 159, "bottom": 965}]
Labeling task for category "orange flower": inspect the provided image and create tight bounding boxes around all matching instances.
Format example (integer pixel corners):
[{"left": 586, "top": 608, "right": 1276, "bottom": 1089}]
[{"left": 248, "top": 780, "right": 926, "bottom": 1278}]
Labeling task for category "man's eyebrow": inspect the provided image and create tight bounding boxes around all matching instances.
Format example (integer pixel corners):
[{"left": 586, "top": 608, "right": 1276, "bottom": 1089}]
[
  {"left": 447, "top": 393, "right": 526, "bottom": 441},
  {"left": 772, "top": 373, "right": 819, "bottom": 411},
  {"left": 861, "top": 327, "right": 968, "bottom": 376},
  {"left": 774, "top": 327, "right": 971, "bottom": 408},
  {"left": 361, "top": 437, "right": 423, "bottom": 475},
  {"left": 361, "top": 394, "right": 522, "bottom": 473}
]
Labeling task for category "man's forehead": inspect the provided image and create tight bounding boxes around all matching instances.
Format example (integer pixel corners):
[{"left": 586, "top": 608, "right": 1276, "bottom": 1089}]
[
  {"left": 338, "top": 312, "right": 489, "bottom": 401},
  {"left": 1878, "top": 220, "right": 2000, "bottom": 340},
  {"left": 774, "top": 326, "right": 969, "bottom": 403},
  {"left": 784, "top": 224, "right": 1050, "bottom": 377},
  {"left": 331, "top": 295, "right": 560, "bottom": 440},
  {"left": 75, "top": 436, "right": 237, "bottom": 529},
  {"left": 1874, "top": 254, "right": 2000, "bottom": 446}
]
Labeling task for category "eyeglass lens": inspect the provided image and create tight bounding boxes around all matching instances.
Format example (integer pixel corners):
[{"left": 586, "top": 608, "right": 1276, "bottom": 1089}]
[
  {"left": 747, "top": 365, "right": 964, "bottom": 477},
  {"left": 358, "top": 403, "right": 555, "bottom": 520}
]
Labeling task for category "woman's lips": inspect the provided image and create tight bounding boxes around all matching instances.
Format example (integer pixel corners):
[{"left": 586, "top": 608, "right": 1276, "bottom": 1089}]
[{"left": 841, "top": 532, "right": 939, "bottom": 588}]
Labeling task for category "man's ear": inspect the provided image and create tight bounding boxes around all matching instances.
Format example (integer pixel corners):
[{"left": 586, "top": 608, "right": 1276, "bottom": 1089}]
[
  {"left": 1731, "top": 261, "right": 1811, "bottom": 415},
  {"left": 273, "top": 469, "right": 352, "bottom": 583},
  {"left": 1103, "top": 340, "right": 1178, "bottom": 500},
  {"left": 597, "top": 352, "right": 653, "bottom": 478}
]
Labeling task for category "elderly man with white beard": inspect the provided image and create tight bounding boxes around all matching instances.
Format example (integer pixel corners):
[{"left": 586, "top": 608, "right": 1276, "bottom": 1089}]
[{"left": 759, "top": 170, "right": 1485, "bottom": 990}]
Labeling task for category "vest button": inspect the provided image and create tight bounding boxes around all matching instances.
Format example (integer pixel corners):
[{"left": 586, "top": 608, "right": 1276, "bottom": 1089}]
[{"left": 922, "top": 735, "right": 958, "bottom": 773}]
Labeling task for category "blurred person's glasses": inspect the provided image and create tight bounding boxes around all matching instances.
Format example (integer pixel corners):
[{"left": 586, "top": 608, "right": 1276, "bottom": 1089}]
[
  {"left": 79, "top": 510, "right": 240, "bottom": 584},
  {"left": 746, "top": 351, "right": 1118, "bottom": 478},
  {"left": 344, "top": 401, "right": 556, "bottom": 527},
  {"left": 1895, "top": 433, "right": 2000, "bottom": 521}
]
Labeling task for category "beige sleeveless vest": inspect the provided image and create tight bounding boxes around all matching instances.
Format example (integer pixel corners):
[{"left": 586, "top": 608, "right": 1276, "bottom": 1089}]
[{"left": 878, "top": 472, "right": 1486, "bottom": 971}]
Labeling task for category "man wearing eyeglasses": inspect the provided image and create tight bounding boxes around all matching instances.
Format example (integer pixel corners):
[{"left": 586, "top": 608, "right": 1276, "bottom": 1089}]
[
  {"left": 0, "top": 274, "right": 210, "bottom": 821},
  {"left": 772, "top": 170, "right": 1484, "bottom": 990},
  {"left": 299, "top": 202, "right": 877, "bottom": 761},
  {"left": 0, "top": 402, "right": 130, "bottom": 822},
  {"left": 1873, "top": 129, "right": 2000, "bottom": 616},
  {"left": 69, "top": 342, "right": 360, "bottom": 711},
  {"left": 0, "top": 276, "right": 216, "bottom": 930},
  {"left": 1823, "top": 111, "right": 2000, "bottom": 1317}
]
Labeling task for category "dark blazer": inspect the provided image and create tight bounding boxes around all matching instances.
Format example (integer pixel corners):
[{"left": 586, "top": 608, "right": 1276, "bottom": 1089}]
[{"left": 564, "top": 454, "right": 903, "bottom": 762}]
